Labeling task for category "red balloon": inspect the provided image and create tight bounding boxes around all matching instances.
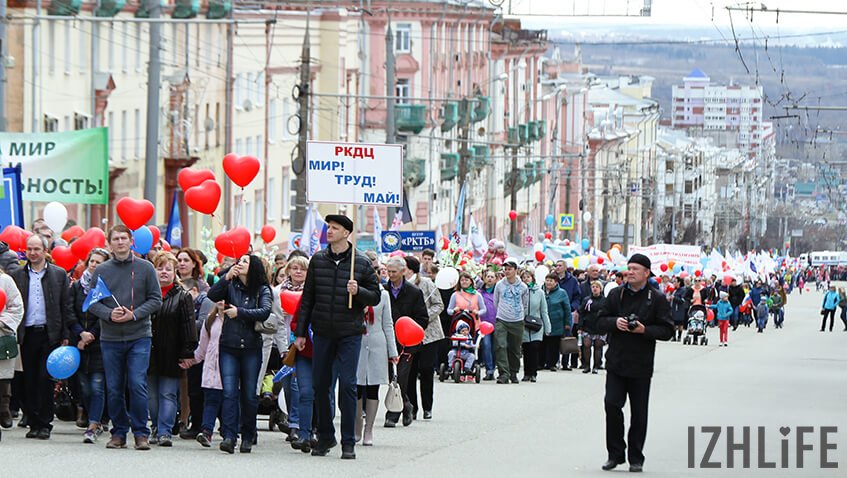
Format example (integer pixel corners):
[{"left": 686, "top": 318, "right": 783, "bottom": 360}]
[
  {"left": 544, "top": 232, "right": 552, "bottom": 240},
  {"left": 280, "top": 289, "right": 302, "bottom": 315},
  {"left": 694, "top": 269, "right": 702, "bottom": 277},
  {"left": 51, "top": 246, "right": 78, "bottom": 271},
  {"left": 707, "top": 309, "right": 715, "bottom": 322},
  {"left": 61, "top": 225, "right": 85, "bottom": 243},
  {"left": 150, "top": 226, "right": 161, "bottom": 248},
  {"left": 223, "top": 153, "right": 260, "bottom": 188},
  {"left": 116, "top": 197, "right": 155, "bottom": 231},
  {"left": 0, "top": 225, "right": 29, "bottom": 252},
  {"left": 0, "top": 288, "right": 6, "bottom": 314},
  {"left": 508, "top": 210, "right": 517, "bottom": 221},
  {"left": 535, "top": 251, "right": 545, "bottom": 262},
  {"left": 160, "top": 239, "right": 171, "bottom": 252},
  {"left": 261, "top": 225, "right": 276, "bottom": 244},
  {"left": 215, "top": 227, "right": 251, "bottom": 258},
  {"left": 597, "top": 257, "right": 604, "bottom": 265},
  {"left": 479, "top": 321, "right": 494, "bottom": 336},
  {"left": 722, "top": 275, "right": 733, "bottom": 287},
  {"left": 394, "top": 316, "right": 424, "bottom": 347},
  {"left": 660, "top": 263, "right": 669, "bottom": 272},
  {"left": 564, "top": 239, "right": 570, "bottom": 246},
  {"left": 178, "top": 168, "right": 216, "bottom": 192},
  {"left": 184, "top": 179, "right": 222, "bottom": 215},
  {"left": 441, "top": 237, "right": 449, "bottom": 250},
  {"left": 71, "top": 228, "right": 107, "bottom": 261}
]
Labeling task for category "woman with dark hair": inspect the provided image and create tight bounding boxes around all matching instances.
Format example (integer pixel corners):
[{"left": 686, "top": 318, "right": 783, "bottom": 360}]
[
  {"left": 519, "top": 268, "right": 549, "bottom": 382},
  {"left": 206, "top": 254, "right": 272, "bottom": 454},
  {"left": 147, "top": 252, "right": 198, "bottom": 447},
  {"left": 403, "top": 256, "right": 443, "bottom": 421},
  {"left": 477, "top": 269, "right": 498, "bottom": 380},
  {"left": 177, "top": 248, "right": 209, "bottom": 293},
  {"left": 69, "top": 248, "right": 111, "bottom": 443},
  {"left": 671, "top": 276, "right": 691, "bottom": 341}
]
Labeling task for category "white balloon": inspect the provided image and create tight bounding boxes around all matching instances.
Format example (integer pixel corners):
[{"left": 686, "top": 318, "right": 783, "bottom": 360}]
[
  {"left": 43, "top": 202, "right": 68, "bottom": 233},
  {"left": 533, "top": 242, "right": 544, "bottom": 253},
  {"left": 534, "top": 265, "right": 550, "bottom": 285},
  {"left": 435, "top": 267, "right": 460, "bottom": 289},
  {"left": 277, "top": 389, "right": 288, "bottom": 415},
  {"left": 582, "top": 211, "right": 592, "bottom": 222}
]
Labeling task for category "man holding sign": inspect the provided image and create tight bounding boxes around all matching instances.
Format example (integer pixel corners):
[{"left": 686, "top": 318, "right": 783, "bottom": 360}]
[{"left": 294, "top": 214, "right": 381, "bottom": 460}]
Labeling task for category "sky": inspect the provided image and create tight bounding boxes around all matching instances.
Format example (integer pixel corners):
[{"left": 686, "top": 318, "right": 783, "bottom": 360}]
[{"left": 509, "top": 0, "right": 847, "bottom": 30}]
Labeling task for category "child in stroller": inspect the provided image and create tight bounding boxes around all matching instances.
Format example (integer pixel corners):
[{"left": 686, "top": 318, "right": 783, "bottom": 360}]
[{"left": 439, "top": 312, "right": 482, "bottom": 383}]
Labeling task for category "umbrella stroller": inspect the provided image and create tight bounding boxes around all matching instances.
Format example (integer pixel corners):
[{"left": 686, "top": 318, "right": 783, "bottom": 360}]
[{"left": 682, "top": 304, "right": 709, "bottom": 346}]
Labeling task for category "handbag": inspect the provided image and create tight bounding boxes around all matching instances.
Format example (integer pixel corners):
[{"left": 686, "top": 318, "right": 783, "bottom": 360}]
[
  {"left": 0, "top": 334, "right": 17, "bottom": 360},
  {"left": 523, "top": 292, "right": 543, "bottom": 332},
  {"left": 560, "top": 336, "right": 579, "bottom": 354},
  {"left": 254, "top": 316, "right": 279, "bottom": 334},
  {"left": 384, "top": 364, "right": 404, "bottom": 413}
]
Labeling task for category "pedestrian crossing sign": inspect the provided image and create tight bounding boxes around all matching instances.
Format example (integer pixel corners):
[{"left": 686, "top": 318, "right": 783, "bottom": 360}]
[{"left": 558, "top": 213, "right": 574, "bottom": 231}]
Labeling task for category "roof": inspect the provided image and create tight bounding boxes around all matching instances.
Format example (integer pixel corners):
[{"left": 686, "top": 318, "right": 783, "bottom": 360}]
[{"left": 687, "top": 68, "right": 709, "bottom": 79}]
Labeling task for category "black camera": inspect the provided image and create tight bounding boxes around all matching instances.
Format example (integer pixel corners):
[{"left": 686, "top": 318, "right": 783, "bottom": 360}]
[{"left": 626, "top": 314, "right": 639, "bottom": 331}]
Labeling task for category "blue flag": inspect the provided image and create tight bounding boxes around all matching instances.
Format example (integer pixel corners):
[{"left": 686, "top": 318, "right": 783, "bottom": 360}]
[
  {"left": 165, "top": 190, "right": 183, "bottom": 249},
  {"left": 454, "top": 183, "right": 467, "bottom": 235},
  {"left": 272, "top": 365, "right": 295, "bottom": 383},
  {"left": 82, "top": 276, "right": 114, "bottom": 312}
]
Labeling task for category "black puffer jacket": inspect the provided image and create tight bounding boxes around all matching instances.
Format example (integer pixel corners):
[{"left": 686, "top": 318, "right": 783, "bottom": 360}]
[
  {"left": 70, "top": 281, "right": 104, "bottom": 374},
  {"left": 579, "top": 292, "right": 605, "bottom": 335},
  {"left": 295, "top": 243, "right": 381, "bottom": 339},
  {"left": 387, "top": 279, "right": 429, "bottom": 353},
  {"left": 11, "top": 263, "right": 73, "bottom": 345},
  {"left": 150, "top": 285, "right": 198, "bottom": 378},
  {"left": 207, "top": 277, "right": 272, "bottom": 350},
  {"left": 0, "top": 241, "right": 20, "bottom": 274}
]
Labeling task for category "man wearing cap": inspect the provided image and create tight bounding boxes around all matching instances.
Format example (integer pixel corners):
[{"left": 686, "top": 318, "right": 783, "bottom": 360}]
[
  {"left": 492, "top": 258, "right": 529, "bottom": 384},
  {"left": 596, "top": 253, "right": 673, "bottom": 473},
  {"left": 294, "top": 214, "right": 381, "bottom": 460}
]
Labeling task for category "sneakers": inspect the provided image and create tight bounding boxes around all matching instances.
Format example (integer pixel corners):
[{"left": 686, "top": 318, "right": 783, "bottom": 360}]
[
  {"left": 341, "top": 443, "right": 356, "bottom": 460},
  {"left": 158, "top": 435, "right": 173, "bottom": 447},
  {"left": 510, "top": 374, "right": 520, "bottom": 384},
  {"left": 582, "top": 368, "right": 591, "bottom": 374},
  {"left": 196, "top": 431, "right": 212, "bottom": 448},
  {"left": 311, "top": 437, "right": 338, "bottom": 456},
  {"left": 134, "top": 435, "right": 151, "bottom": 451},
  {"left": 219, "top": 438, "right": 235, "bottom": 454},
  {"left": 529, "top": 376, "right": 537, "bottom": 383},
  {"left": 423, "top": 410, "right": 432, "bottom": 420},
  {"left": 496, "top": 375, "right": 509, "bottom": 384},
  {"left": 483, "top": 373, "right": 495, "bottom": 381},
  {"left": 179, "top": 426, "right": 199, "bottom": 440},
  {"left": 83, "top": 427, "right": 103, "bottom": 444},
  {"left": 105, "top": 436, "right": 127, "bottom": 449},
  {"left": 521, "top": 375, "right": 531, "bottom": 382},
  {"left": 591, "top": 369, "right": 599, "bottom": 375}
]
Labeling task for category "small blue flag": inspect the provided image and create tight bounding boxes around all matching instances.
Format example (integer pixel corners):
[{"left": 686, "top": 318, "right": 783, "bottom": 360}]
[
  {"left": 82, "top": 277, "right": 114, "bottom": 312},
  {"left": 165, "top": 190, "right": 183, "bottom": 249},
  {"left": 272, "top": 365, "right": 295, "bottom": 383}
]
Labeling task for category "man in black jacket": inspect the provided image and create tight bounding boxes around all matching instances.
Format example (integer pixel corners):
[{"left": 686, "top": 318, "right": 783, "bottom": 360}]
[
  {"left": 727, "top": 277, "right": 745, "bottom": 330},
  {"left": 11, "top": 234, "right": 74, "bottom": 440},
  {"left": 382, "top": 256, "right": 428, "bottom": 428},
  {"left": 596, "top": 254, "right": 673, "bottom": 473},
  {"left": 294, "top": 214, "right": 380, "bottom": 460}
]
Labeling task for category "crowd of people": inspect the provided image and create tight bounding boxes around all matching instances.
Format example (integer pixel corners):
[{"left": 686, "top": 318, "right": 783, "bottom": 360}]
[{"left": 0, "top": 214, "right": 833, "bottom": 469}]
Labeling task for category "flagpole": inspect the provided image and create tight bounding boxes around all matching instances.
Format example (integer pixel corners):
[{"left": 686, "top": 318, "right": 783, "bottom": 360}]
[{"left": 349, "top": 204, "right": 357, "bottom": 309}]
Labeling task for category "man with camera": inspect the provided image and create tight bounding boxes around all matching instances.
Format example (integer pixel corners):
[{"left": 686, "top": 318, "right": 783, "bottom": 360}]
[{"left": 596, "top": 254, "right": 673, "bottom": 473}]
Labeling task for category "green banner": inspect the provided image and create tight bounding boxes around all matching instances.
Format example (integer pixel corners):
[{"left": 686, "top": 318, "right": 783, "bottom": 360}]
[{"left": 0, "top": 128, "right": 109, "bottom": 204}]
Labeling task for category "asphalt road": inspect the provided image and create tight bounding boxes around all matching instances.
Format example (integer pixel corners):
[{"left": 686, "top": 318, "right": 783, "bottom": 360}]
[{"left": 1, "top": 285, "right": 845, "bottom": 477}]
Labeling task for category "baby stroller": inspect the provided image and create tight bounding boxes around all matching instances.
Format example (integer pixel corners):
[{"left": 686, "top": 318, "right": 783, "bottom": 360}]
[
  {"left": 438, "top": 311, "right": 483, "bottom": 383},
  {"left": 682, "top": 304, "right": 709, "bottom": 346}
]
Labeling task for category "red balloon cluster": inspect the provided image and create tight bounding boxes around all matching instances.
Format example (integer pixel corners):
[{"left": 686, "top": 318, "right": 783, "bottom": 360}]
[
  {"left": 535, "top": 251, "right": 545, "bottom": 262},
  {"left": 0, "top": 225, "right": 32, "bottom": 252},
  {"left": 116, "top": 197, "right": 155, "bottom": 231},
  {"left": 184, "top": 180, "right": 222, "bottom": 215},
  {"left": 395, "top": 316, "right": 424, "bottom": 347},
  {"left": 215, "top": 227, "right": 251, "bottom": 258},
  {"left": 51, "top": 246, "right": 78, "bottom": 271},
  {"left": 61, "top": 225, "right": 85, "bottom": 243},
  {"left": 150, "top": 226, "right": 161, "bottom": 248},
  {"left": 70, "top": 228, "right": 107, "bottom": 261},
  {"left": 178, "top": 168, "right": 216, "bottom": 193},
  {"left": 280, "top": 290, "right": 302, "bottom": 315}
]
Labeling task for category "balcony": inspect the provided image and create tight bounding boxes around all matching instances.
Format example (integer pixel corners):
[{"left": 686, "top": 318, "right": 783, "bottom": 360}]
[
  {"left": 508, "top": 127, "right": 519, "bottom": 145},
  {"left": 173, "top": 0, "right": 200, "bottom": 19},
  {"left": 537, "top": 120, "right": 546, "bottom": 139},
  {"left": 472, "top": 145, "right": 491, "bottom": 170},
  {"left": 403, "top": 159, "right": 426, "bottom": 188},
  {"left": 473, "top": 96, "right": 490, "bottom": 123},
  {"left": 94, "top": 0, "right": 125, "bottom": 17},
  {"left": 458, "top": 98, "right": 477, "bottom": 126},
  {"left": 440, "top": 153, "right": 459, "bottom": 181},
  {"left": 518, "top": 124, "right": 530, "bottom": 144},
  {"left": 48, "top": 0, "right": 82, "bottom": 15},
  {"left": 396, "top": 104, "right": 427, "bottom": 134},
  {"left": 207, "top": 0, "right": 232, "bottom": 19},
  {"left": 440, "top": 102, "right": 459, "bottom": 132}
]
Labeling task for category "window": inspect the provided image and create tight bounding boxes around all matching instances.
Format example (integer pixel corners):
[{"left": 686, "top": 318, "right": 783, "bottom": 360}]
[
  {"left": 254, "top": 191, "right": 264, "bottom": 233},
  {"left": 395, "top": 23, "right": 411, "bottom": 53},
  {"left": 204, "top": 103, "right": 210, "bottom": 150},
  {"left": 136, "top": 24, "right": 143, "bottom": 71},
  {"left": 235, "top": 74, "right": 243, "bottom": 108},
  {"left": 43, "top": 115, "right": 58, "bottom": 132},
  {"left": 134, "top": 109, "right": 141, "bottom": 159},
  {"left": 395, "top": 79, "right": 410, "bottom": 104},
  {"left": 216, "top": 25, "right": 223, "bottom": 67},
  {"left": 78, "top": 23, "right": 87, "bottom": 72},
  {"left": 172, "top": 24, "right": 179, "bottom": 66},
  {"left": 245, "top": 137, "right": 253, "bottom": 157},
  {"left": 269, "top": 99, "right": 277, "bottom": 143},
  {"left": 64, "top": 22, "right": 71, "bottom": 74},
  {"left": 215, "top": 102, "right": 221, "bottom": 147},
  {"left": 47, "top": 22, "right": 55, "bottom": 74},
  {"left": 256, "top": 135, "right": 263, "bottom": 159},
  {"left": 234, "top": 195, "right": 244, "bottom": 225},
  {"left": 256, "top": 72, "right": 264, "bottom": 106},
  {"left": 235, "top": 138, "right": 243, "bottom": 155},
  {"left": 281, "top": 168, "right": 291, "bottom": 220},
  {"left": 282, "top": 98, "right": 291, "bottom": 138},
  {"left": 74, "top": 113, "right": 89, "bottom": 130},
  {"left": 108, "top": 23, "right": 115, "bottom": 70},
  {"left": 121, "top": 110, "right": 127, "bottom": 160},
  {"left": 63, "top": 115, "right": 70, "bottom": 132},
  {"left": 122, "top": 23, "right": 129, "bottom": 72},
  {"left": 108, "top": 112, "right": 115, "bottom": 157},
  {"left": 268, "top": 178, "right": 276, "bottom": 220},
  {"left": 245, "top": 200, "right": 254, "bottom": 233}
]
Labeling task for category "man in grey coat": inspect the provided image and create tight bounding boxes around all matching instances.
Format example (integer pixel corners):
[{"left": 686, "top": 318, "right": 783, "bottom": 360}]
[{"left": 88, "top": 225, "right": 162, "bottom": 451}]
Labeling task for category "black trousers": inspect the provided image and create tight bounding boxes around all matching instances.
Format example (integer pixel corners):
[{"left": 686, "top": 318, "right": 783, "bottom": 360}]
[
  {"left": 542, "top": 335, "right": 562, "bottom": 369},
  {"left": 605, "top": 370, "right": 651, "bottom": 465},
  {"left": 821, "top": 309, "right": 836, "bottom": 331},
  {"left": 21, "top": 327, "right": 56, "bottom": 431},
  {"left": 186, "top": 363, "right": 204, "bottom": 432},
  {"left": 569, "top": 324, "right": 581, "bottom": 368},
  {"left": 408, "top": 342, "right": 437, "bottom": 415},
  {"left": 385, "top": 351, "right": 415, "bottom": 423},
  {"left": 521, "top": 341, "right": 541, "bottom": 378}
]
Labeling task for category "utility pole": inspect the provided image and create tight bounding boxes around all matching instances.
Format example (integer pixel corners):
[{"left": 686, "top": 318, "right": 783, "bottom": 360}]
[
  {"left": 143, "top": 0, "right": 163, "bottom": 215},
  {"left": 0, "top": 0, "right": 6, "bottom": 131},
  {"left": 31, "top": 0, "right": 41, "bottom": 133},
  {"left": 509, "top": 145, "right": 518, "bottom": 244},
  {"left": 623, "top": 157, "right": 632, "bottom": 250},
  {"left": 292, "top": 17, "right": 311, "bottom": 227},
  {"left": 224, "top": 9, "right": 234, "bottom": 226},
  {"left": 263, "top": 18, "right": 275, "bottom": 225},
  {"left": 384, "top": 21, "right": 397, "bottom": 226}
]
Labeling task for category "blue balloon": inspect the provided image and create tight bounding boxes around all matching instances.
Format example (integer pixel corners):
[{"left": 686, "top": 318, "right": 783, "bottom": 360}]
[
  {"left": 132, "top": 225, "right": 154, "bottom": 255},
  {"left": 546, "top": 214, "right": 555, "bottom": 226},
  {"left": 581, "top": 238, "right": 590, "bottom": 251},
  {"left": 47, "top": 346, "right": 80, "bottom": 380},
  {"left": 672, "top": 264, "right": 682, "bottom": 274}
]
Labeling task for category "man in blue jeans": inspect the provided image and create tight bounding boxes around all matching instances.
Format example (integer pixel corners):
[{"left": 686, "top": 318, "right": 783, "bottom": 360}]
[
  {"left": 88, "top": 225, "right": 162, "bottom": 450},
  {"left": 294, "top": 214, "right": 380, "bottom": 460}
]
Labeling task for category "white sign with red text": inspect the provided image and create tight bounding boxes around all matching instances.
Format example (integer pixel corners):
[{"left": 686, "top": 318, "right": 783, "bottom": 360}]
[{"left": 306, "top": 141, "right": 403, "bottom": 206}]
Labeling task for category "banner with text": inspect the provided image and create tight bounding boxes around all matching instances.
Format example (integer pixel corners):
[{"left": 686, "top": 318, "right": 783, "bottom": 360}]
[
  {"left": 628, "top": 243, "right": 702, "bottom": 273},
  {"left": 0, "top": 128, "right": 109, "bottom": 204},
  {"left": 306, "top": 141, "right": 403, "bottom": 206},
  {"left": 381, "top": 231, "right": 436, "bottom": 253}
]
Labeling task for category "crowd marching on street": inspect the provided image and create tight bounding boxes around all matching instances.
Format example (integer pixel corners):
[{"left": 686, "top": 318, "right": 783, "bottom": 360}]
[{"left": 0, "top": 214, "right": 840, "bottom": 470}]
